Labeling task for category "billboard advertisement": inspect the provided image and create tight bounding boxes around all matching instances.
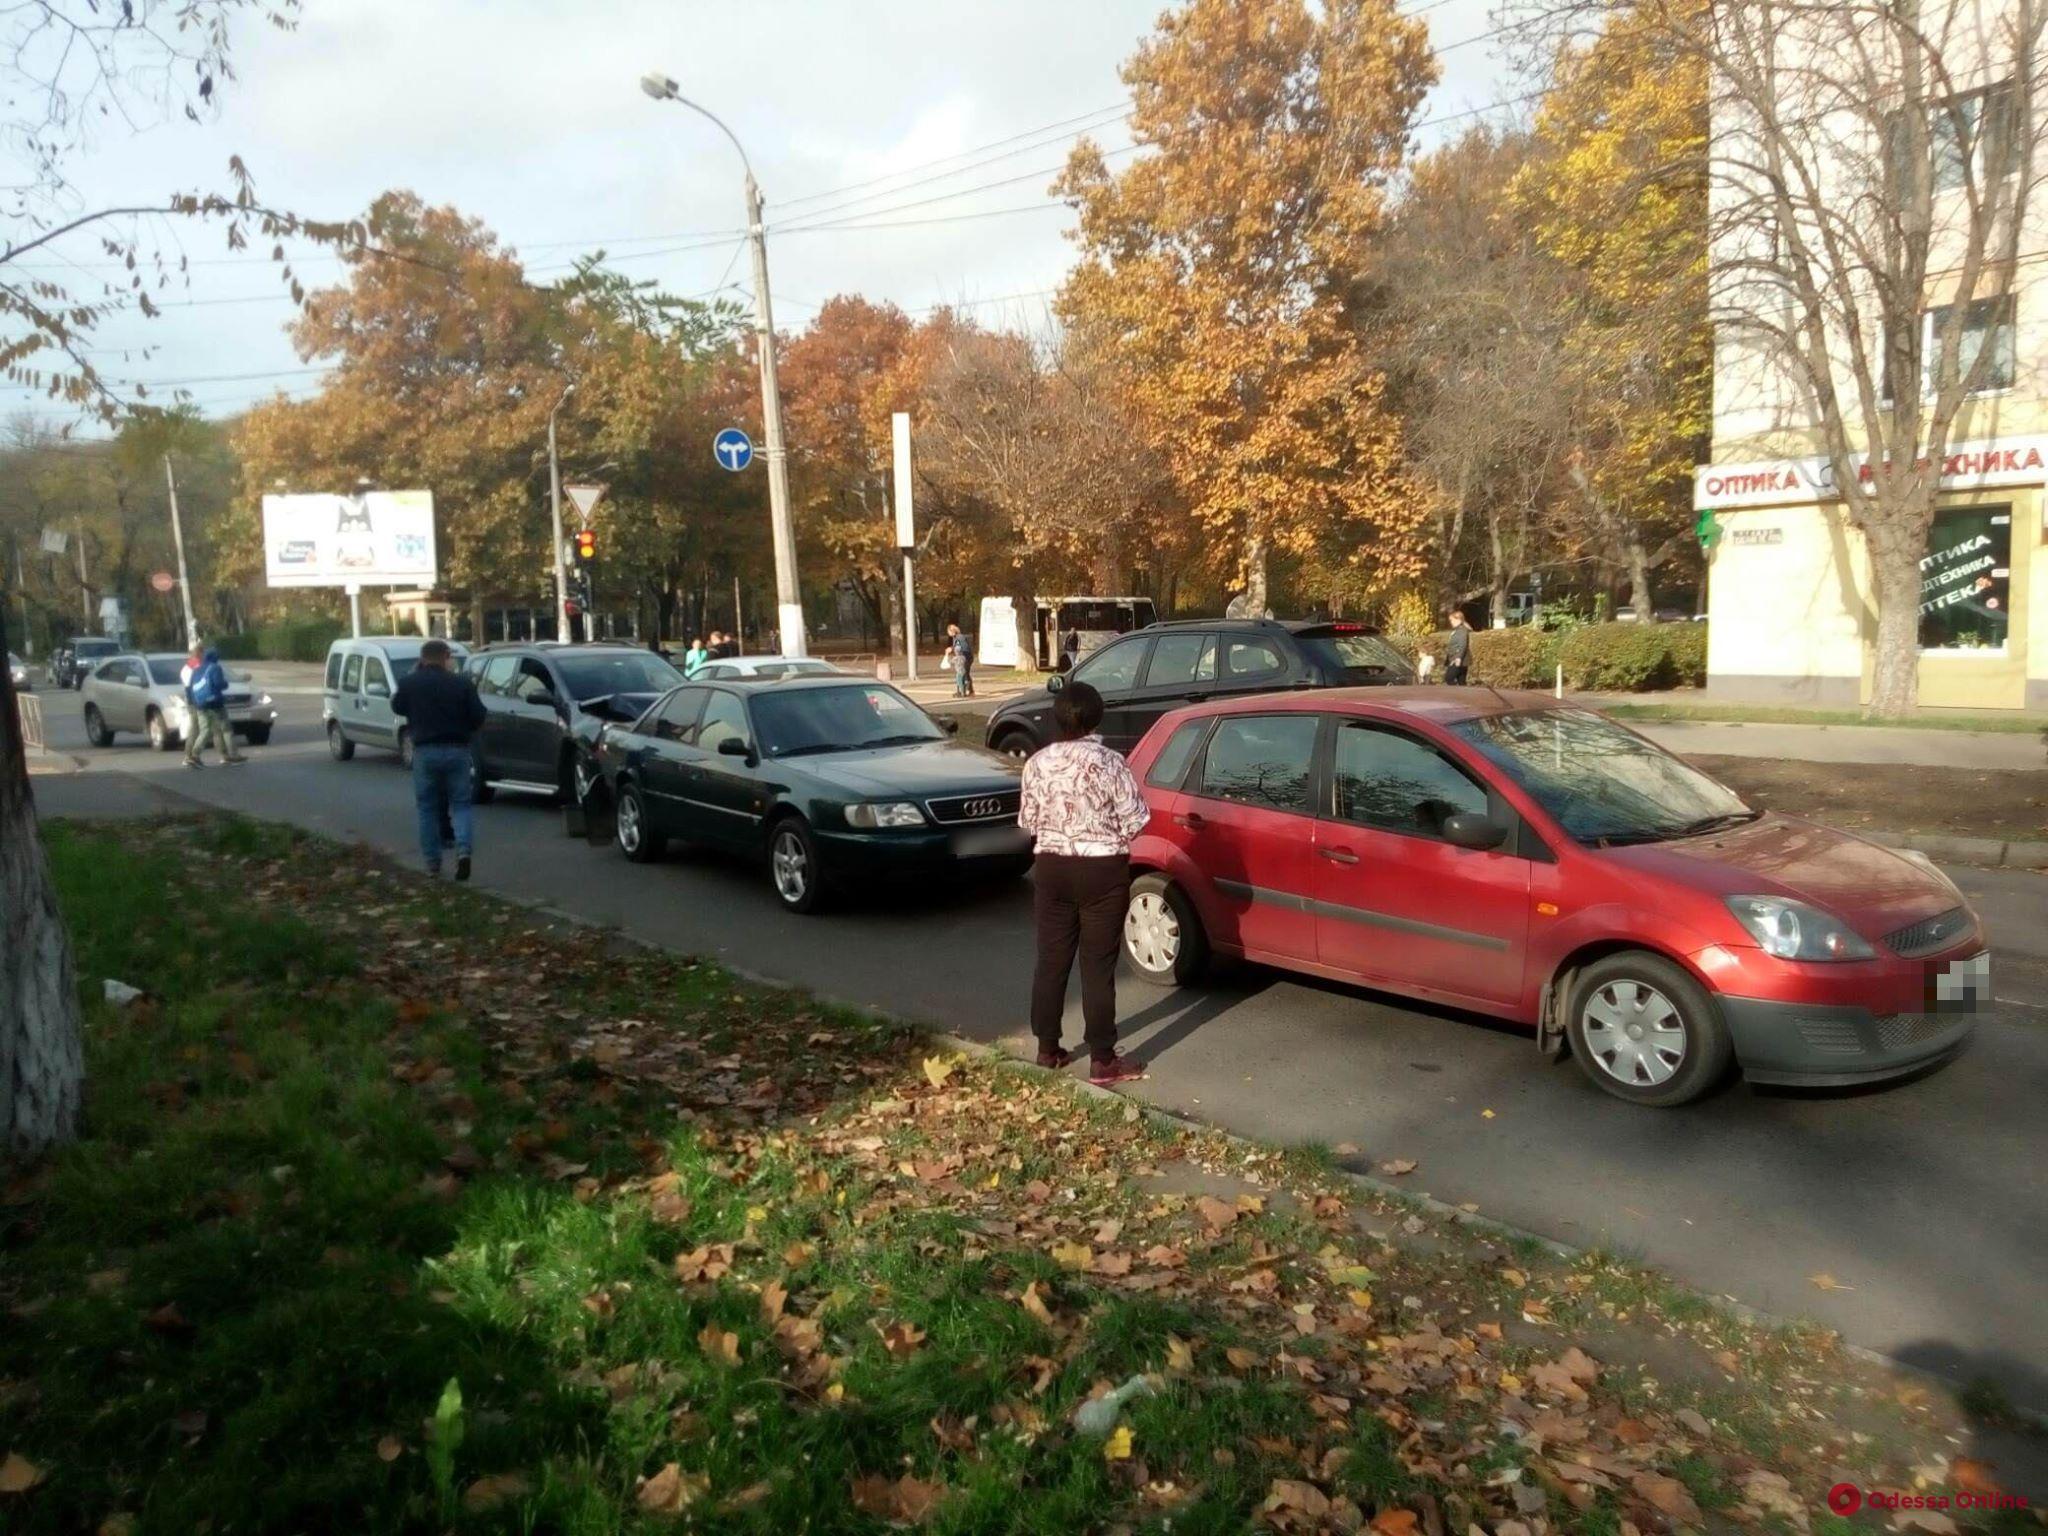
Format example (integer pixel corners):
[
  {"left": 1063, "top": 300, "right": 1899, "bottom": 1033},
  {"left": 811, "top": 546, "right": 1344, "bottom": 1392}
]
[{"left": 262, "top": 491, "right": 436, "bottom": 589}]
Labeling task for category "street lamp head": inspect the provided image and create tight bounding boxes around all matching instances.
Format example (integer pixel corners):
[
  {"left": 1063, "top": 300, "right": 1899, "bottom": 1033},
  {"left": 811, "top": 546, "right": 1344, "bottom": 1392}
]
[{"left": 640, "top": 72, "right": 678, "bottom": 101}]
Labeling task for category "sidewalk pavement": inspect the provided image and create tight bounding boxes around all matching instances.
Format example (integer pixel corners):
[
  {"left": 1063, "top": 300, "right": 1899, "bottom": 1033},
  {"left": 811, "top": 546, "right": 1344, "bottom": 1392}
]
[{"left": 1622, "top": 717, "right": 2045, "bottom": 770}]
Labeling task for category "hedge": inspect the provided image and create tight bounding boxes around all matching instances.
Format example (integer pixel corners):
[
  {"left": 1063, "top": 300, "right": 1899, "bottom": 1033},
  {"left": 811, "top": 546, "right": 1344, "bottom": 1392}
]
[
  {"left": 1394, "top": 620, "right": 1707, "bottom": 693},
  {"left": 211, "top": 619, "right": 346, "bottom": 663}
]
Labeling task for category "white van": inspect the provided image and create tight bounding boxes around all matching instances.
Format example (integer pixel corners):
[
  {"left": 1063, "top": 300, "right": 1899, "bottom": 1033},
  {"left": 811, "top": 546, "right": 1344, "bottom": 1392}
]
[{"left": 322, "top": 637, "right": 468, "bottom": 767}]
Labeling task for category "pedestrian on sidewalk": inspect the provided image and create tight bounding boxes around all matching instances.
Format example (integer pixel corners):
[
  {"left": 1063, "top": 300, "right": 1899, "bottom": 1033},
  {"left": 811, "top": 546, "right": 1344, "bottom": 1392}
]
[
  {"left": 946, "top": 622, "right": 975, "bottom": 697},
  {"left": 391, "top": 638, "right": 486, "bottom": 881},
  {"left": 1018, "top": 680, "right": 1149, "bottom": 1087},
  {"left": 683, "top": 635, "right": 709, "bottom": 674},
  {"left": 181, "top": 642, "right": 244, "bottom": 768},
  {"left": 1443, "top": 608, "right": 1472, "bottom": 686}
]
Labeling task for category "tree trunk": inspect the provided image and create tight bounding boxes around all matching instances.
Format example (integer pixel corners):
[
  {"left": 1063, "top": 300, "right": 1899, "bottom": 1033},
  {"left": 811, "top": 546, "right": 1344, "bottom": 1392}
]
[
  {"left": 1866, "top": 514, "right": 1926, "bottom": 719},
  {"left": 1, "top": 603, "right": 84, "bottom": 1158},
  {"left": 1242, "top": 530, "right": 1269, "bottom": 618},
  {"left": 1487, "top": 508, "right": 1509, "bottom": 629},
  {"left": 1090, "top": 541, "right": 1121, "bottom": 594},
  {"left": 1626, "top": 539, "right": 1656, "bottom": 623}
]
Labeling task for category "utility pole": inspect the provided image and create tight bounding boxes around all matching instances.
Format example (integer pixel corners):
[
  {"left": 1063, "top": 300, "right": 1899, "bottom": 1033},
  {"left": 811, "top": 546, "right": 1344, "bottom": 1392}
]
[
  {"left": 893, "top": 412, "right": 918, "bottom": 680},
  {"left": 548, "top": 383, "right": 574, "bottom": 642},
  {"left": 162, "top": 454, "right": 200, "bottom": 648},
  {"left": 733, "top": 574, "right": 744, "bottom": 655},
  {"left": 639, "top": 75, "right": 805, "bottom": 658},
  {"left": 73, "top": 521, "right": 89, "bottom": 628}
]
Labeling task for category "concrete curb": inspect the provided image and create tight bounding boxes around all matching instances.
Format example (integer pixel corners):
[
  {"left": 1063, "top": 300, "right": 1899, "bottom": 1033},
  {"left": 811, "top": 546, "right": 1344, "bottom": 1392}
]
[{"left": 1867, "top": 828, "right": 2048, "bottom": 871}]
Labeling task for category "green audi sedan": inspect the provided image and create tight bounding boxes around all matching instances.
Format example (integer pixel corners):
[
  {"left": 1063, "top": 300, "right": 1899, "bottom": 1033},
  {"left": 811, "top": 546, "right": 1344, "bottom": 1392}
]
[{"left": 590, "top": 676, "right": 1031, "bottom": 913}]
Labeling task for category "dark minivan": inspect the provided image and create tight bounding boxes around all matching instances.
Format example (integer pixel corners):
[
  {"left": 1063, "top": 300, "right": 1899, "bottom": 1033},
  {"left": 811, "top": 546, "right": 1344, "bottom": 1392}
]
[{"left": 983, "top": 618, "right": 1414, "bottom": 758}]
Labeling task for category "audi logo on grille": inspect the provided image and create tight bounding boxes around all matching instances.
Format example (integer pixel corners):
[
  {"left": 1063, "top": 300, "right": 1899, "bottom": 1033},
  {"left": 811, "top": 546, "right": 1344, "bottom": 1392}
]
[{"left": 961, "top": 797, "right": 1005, "bottom": 819}]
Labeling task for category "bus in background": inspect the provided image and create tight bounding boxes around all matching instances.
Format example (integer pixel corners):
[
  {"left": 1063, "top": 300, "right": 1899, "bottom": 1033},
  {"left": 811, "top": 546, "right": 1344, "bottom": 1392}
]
[{"left": 1031, "top": 596, "right": 1157, "bottom": 671}]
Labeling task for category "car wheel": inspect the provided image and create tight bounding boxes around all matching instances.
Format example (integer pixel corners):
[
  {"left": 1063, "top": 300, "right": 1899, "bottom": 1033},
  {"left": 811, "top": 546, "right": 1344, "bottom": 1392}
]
[
  {"left": 614, "top": 779, "right": 663, "bottom": 862},
  {"left": 397, "top": 728, "right": 415, "bottom": 770},
  {"left": 146, "top": 709, "right": 175, "bottom": 752},
  {"left": 992, "top": 728, "right": 1036, "bottom": 760},
  {"left": 1124, "top": 874, "right": 1208, "bottom": 987},
  {"left": 84, "top": 704, "right": 112, "bottom": 748},
  {"left": 1566, "top": 952, "right": 1733, "bottom": 1108},
  {"left": 767, "top": 816, "right": 828, "bottom": 915},
  {"left": 327, "top": 720, "right": 355, "bottom": 761},
  {"left": 243, "top": 724, "right": 272, "bottom": 746}
]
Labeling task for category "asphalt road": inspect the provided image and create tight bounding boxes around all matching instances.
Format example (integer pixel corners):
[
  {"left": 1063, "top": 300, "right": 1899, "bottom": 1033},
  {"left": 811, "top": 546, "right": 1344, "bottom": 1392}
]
[{"left": 30, "top": 688, "right": 2048, "bottom": 1413}]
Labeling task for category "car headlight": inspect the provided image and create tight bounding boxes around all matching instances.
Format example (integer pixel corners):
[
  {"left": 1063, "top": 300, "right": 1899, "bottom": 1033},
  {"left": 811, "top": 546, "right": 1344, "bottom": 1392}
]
[
  {"left": 845, "top": 801, "right": 926, "bottom": 829},
  {"left": 258, "top": 692, "right": 274, "bottom": 708},
  {"left": 1725, "top": 896, "right": 1874, "bottom": 961}
]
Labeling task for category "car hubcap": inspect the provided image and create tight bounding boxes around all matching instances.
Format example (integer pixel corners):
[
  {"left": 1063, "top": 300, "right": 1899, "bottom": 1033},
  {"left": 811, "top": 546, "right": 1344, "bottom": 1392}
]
[
  {"left": 149, "top": 717, "right": 163, "bottom": 745},
  {"left": 1125, "top": 891, "right": 1181, "bottom": 973},
  {"left": 574, "top": 761, "right": 594, "bottom": 802},
  {"left": 1582, "top": 980, "right": 1687, "bottom": 1088},
  {"left": 617, "top": 795, "right": 642, "bottom": 854},
  {"left": 1003, "top": 739, "right": 1029, "bottom": 759},
  {"left": 772, "top": 831, "right": 808, "bottom": 903}
]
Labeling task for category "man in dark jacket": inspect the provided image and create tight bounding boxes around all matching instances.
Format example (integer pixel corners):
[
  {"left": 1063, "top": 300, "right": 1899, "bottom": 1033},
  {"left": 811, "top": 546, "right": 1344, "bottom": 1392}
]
[
  {"left": 181, "top": 643, "right": 245, "bottom": 767},
  {"left": 391, "top": 640, "right": 487, "bottom": 880},
  {"left": 1443, "top": 609, "right": 1473, "bottom": 686}
]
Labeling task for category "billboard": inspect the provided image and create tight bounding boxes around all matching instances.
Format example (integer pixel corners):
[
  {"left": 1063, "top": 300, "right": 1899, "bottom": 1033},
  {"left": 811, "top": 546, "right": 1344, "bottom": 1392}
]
[{"left": 262, "top": 491, "right": 436, "bottom": 589}]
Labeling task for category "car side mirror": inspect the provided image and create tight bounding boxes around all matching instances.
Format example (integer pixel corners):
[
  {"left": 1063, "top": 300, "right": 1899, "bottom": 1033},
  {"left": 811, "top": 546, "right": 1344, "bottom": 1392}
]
[
  {"left": 717, "top": 736, "right": 752, "bottom": 757},
  {"left": 1046, "top": 673, "right": 1066, "bottom": 694},
  {"left": 1441, "top": 811, "right": 1507, "bottom": 851},
  {"left": 938, "top": 716, "right": 959, "bottom": 735}
]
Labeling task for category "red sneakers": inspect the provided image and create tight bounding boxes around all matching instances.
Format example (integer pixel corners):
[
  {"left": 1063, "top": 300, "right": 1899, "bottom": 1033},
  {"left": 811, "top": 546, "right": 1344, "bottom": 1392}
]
[
  {"left": 1088, "top": 1054, "right": 1146, "bottom": 1088},
  {"left": 1035, "top": 1046, "right": 1073, "bottom": 1069}
]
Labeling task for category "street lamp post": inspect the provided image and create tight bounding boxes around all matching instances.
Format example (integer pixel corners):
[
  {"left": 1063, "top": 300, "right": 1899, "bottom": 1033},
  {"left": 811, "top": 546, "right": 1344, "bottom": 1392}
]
[
  {"left": 640, "top": 72, "right": 806, "bottom": 658},
  {"left": 548, "top": 382, "right": 575, "bottom": 643}
]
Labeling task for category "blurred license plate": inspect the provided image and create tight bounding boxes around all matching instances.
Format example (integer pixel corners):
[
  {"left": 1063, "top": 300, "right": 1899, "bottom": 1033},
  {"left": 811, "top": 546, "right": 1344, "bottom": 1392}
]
[
  {"left": 1930, "top": 951, "right": 1991, "bottom": 1012},
  {"left": 951, "top": 825, "right": 1029, "bottom": 858}
]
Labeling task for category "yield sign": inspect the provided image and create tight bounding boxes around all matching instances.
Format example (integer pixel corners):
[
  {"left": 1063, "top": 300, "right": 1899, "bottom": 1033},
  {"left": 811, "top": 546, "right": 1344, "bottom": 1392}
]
[{"left": 565, "top": 484, "right": 606, "bottom": 521}]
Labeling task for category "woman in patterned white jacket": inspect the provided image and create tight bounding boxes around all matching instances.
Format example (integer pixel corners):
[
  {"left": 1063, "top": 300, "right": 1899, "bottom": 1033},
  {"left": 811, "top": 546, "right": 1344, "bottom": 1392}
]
[{"left": 1017, "top": 680, "right": 1150, "bottom": 1086}]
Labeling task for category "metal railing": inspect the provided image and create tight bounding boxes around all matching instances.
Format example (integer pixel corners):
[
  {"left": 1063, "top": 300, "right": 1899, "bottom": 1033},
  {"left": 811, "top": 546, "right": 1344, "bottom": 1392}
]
[{"left": 16, "top": 690, "right": 44, "bottom": 752}]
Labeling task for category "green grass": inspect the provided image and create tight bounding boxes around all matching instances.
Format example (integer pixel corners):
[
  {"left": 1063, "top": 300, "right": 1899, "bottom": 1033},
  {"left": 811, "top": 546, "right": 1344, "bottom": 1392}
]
[{"left": 1602, "top": 700, "right": 2046, "bottom": 733}]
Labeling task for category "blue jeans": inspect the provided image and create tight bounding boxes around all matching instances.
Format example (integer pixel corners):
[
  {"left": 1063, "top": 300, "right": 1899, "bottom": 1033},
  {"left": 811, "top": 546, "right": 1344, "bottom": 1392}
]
[{"left": 412, "top": 743, "right": 474, "bottom": 869}]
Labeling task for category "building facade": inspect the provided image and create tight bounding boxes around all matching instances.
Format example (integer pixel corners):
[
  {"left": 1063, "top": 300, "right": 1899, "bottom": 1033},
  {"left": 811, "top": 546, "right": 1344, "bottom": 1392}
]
[{"left": 1695, "top": 6, "right": 2047, "bottom": 711}]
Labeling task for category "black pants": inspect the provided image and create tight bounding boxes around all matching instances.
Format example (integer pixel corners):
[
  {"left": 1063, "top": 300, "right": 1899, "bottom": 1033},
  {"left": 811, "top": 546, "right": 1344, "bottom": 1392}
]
[
  {"left": 1030, "top": 853, "right": 1130, "bottom": 1059},
  {"left": 1444, "top": 658, "right": 1469, "bottom": 685}
]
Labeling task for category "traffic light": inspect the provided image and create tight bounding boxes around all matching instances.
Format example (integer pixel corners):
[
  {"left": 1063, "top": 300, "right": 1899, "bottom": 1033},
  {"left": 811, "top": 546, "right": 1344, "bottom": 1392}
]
[{"left": 575, "top": 527, "right": 597, "bottom": 563}]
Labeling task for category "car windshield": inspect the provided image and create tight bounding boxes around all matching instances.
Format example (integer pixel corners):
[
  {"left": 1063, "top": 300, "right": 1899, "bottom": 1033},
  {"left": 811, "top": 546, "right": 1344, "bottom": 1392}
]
[
  {"left": 751, "top": 684, "right": 945, "bottom": 757},
  {"left": 1449, "top": 708, "right": 1753, "bottom": 845},
  {"left": 147, "top": 659, "right": 185, "bottom": 685},
  {"left": 553, "top": 651, "right": 683, "bottom": 701},
  {"left": 1297, "top": 631, "right": 1415, "bottom": 681},
  {"left": 75, "top": 639, "right": 117, "bottom": 657}
]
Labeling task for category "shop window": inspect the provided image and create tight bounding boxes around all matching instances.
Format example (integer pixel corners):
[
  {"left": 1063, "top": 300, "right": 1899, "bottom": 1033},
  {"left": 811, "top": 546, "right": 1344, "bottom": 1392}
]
[{"left": 1919, "top": 507, "right": 2011, "bottom": 652}]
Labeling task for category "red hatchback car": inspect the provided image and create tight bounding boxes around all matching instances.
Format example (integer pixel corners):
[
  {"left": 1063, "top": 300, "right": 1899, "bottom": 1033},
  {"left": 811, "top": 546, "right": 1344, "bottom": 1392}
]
[{"left": 1121, "top": 689, "right": 1989, "bottom": 1106}]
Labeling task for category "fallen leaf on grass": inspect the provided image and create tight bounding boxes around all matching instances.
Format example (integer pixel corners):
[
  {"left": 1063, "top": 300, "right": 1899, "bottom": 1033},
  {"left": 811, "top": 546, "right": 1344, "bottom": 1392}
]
[
  {"left": 1264, "top": 1478, "right": 1331, "bottom": 1518},
  {"left": 1950, "top": 1458, "right": 2003, "bottom": 1498},
  {"left": 1019, "top": 1282, "right": 1057, "bottom": 1327},
  {"left": 0, "top": 1452, "right": 45, "bottom": 1493},
  {"left": 636, "top": 1461, "right": 709, "bottom": 1514},
  {"left": 1165, "top": 1336, "right": 1195, "bottom": 1375},
  {"left": 851, "top": 1472, "right": 948, "bottom": 1525},
  {"left": 1334, "top": 1142, "right": 1362, "bottom": 1155},
  {"left": 673, "top": 1244, "right": 734, "bottom": 1284},
  {"left": 1379, "top": 1159, "right": 1418, "bottom": 1176},
  {"left": 697, "top": 1325, "right": 741, "bottom": 1367},
  {"left": 376, "top": 1435, "right": 404, "bottom": 1463},
  {"left": 1193, "top": 1195, "right": 1239, "bottom": 1231},
  {"left": 143, "top": 1301, "right": 194, "bottom": 1337},
  {"left": 1481, "top": 1108, "right": 1496, "bottom": 1119},
  {"left": 759, "top": 1278, "right": 788, "bottom": 1324},
  {"left": 1629, "top": 1473, "right": 1701, "bottom": 1526},
  {"left": 1373, "top": 1511, "right": 1421, "bottom": 1536},
  {"left": 463, "top": 1472, "right": 532, "bottom": 1512},
  {"left": 1050, "top": 1241, "right": 1093, "bottom": 1271},
  {"left": 1225, "top": 1346, "right": 1261, "bottom": 1372},
  {"left": 921, "top": 1055, "right": 957, "bottom": 1088},
  {"left": 1891, "top": 1509, "right": 1959, "bottom": 1536},
  {"left": 1104, "top": 1425, "right": 1134, "bottom": 1461},
  {"left": 1738, "top": 1469, "right": 1809, "bottom": 1533},
  {"left": 1808, "top": 1272, "right": 1854, "bottom": 1292},
  {"left": 880, "top": 1321, "right": 926, "bottom": 1358}
]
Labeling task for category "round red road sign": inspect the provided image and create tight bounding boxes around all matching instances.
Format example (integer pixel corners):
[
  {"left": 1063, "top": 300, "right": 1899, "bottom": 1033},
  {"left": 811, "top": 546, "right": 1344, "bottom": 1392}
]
[{"left": 149, "top": 571, "right": 175, "bottom": 594}]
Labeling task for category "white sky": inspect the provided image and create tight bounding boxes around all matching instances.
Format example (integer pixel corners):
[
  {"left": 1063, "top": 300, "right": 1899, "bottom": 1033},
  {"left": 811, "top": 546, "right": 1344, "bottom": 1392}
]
[{"left": 9, "top": 0, "right": 1522, "bottom": 433}]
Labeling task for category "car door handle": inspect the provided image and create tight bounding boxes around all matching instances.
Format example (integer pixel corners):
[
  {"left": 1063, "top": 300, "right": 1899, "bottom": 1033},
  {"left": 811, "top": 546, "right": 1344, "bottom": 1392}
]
[
  {"left": 1318, "top": 846, "right": 1360, "bottom": 865},
  {"left": 1173, "top": 811, "right": 1206, "bottom": 830}
]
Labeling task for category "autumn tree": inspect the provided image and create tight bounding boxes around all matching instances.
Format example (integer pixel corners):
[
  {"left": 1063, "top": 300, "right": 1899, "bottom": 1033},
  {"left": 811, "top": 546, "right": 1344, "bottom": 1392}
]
[
  {"left": 1056, "top": 0, "right": 1437, "bottom": 616},
  {"left": 1512, "top": 0, "right": 1711, "bottom": 622}
]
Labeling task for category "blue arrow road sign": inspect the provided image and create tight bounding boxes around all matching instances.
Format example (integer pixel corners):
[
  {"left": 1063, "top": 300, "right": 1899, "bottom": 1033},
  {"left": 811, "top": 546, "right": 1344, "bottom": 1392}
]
[{"left": 713, "top": 427, "right": 754, "bottom": 472}]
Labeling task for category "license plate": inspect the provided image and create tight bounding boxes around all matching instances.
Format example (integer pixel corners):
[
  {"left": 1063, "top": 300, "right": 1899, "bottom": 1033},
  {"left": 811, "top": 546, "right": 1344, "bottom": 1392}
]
[
  {"left": 1930, "top": 951, "right": 1991, "bottom": 1012},
  {"left": 952, "top": 825, "right": 1029, "bottom": 858}
]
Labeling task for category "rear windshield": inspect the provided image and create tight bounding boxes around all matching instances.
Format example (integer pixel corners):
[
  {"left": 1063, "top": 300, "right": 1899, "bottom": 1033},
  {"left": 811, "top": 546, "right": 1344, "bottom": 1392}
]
[
  {"left": 553, "top": 651, "right": 683, "bottom": 702},
  {"left": 147, "top": 659, "right": 185, "bottom": 685},
  {"left": 390, "top": 657, "right": 419, "bottom": 681},
  {"left": 1296, "top": 631, "right": 1413, "bottom": 682},
  {"left": 74, "top": 639, "right": 118, "bottom": 656}
]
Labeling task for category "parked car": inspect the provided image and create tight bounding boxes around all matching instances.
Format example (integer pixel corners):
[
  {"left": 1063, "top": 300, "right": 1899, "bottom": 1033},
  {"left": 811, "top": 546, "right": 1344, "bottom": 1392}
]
[
  {"left": 7, "top": 652, "right": 29, "bottom": 691},
  {"left": 591, "top": 676, "right": 1030, "bottom": 914},
  {"left": 687, "top": 654, "right": 844, "bottom": 681},
  {"left": 465, "top": 642, "right": 685, "bottom": 803},
  {"left": 1120, "top": 688, "right": 1987, "bottom": 1107},
  {"left": 984, "top": 618, "right": 1414, "bottom": 759},
  {"left": 323, "top": 637, "right": 470, "bottom": 766},
  {"left": 81, "top": 652, "right": 278, "bottom": 750},
  {"left": 48, "top": 636, "right": 120, "bottom": 689}
]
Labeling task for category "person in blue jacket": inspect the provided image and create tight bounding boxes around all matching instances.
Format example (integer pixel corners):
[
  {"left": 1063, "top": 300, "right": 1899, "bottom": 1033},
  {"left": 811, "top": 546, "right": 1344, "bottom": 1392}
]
[{"left": 181, "top": 643, "right": 245, "bottom": 767}]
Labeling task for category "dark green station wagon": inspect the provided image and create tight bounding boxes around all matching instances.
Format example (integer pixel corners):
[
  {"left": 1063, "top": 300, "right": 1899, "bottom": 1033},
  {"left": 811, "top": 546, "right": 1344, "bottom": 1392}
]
[{"left": 591, "top": 676, "right": 1031, "bottom": 913}]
